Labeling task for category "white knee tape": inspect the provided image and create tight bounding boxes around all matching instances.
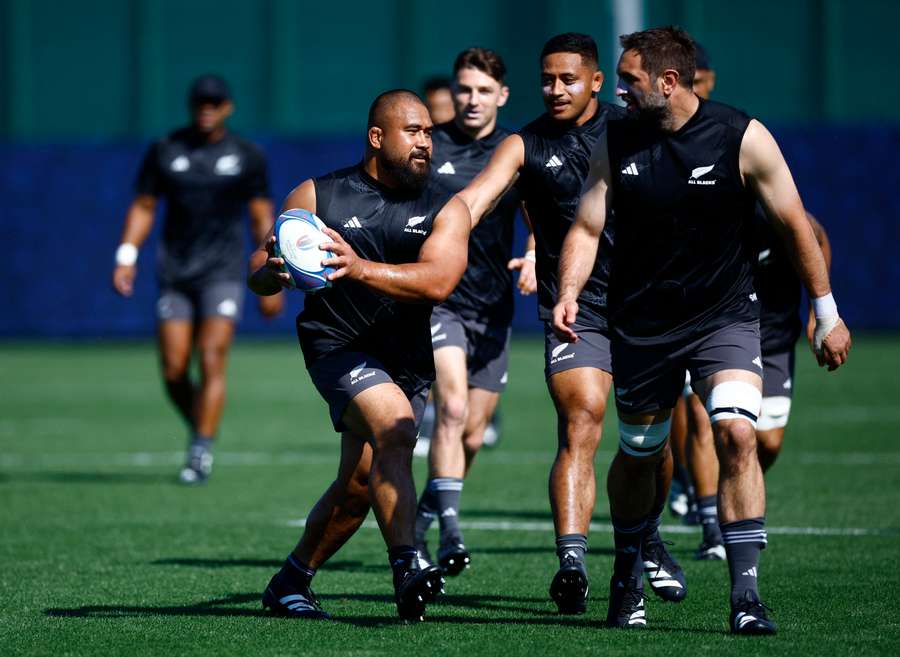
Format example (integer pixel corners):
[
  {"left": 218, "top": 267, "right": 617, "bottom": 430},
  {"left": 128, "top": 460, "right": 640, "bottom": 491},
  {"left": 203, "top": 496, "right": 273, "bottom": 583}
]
[
  {"left": 681, "top": 370, "right": 693, "bottom": 398},
  {"left": 705, "top": 381, "right": 762, "bottom": 428},
  {"left": 619, "top": 418, "right": 671, "bottom": 457},
  {"left": 757, "top": 396, "right": 791, "bottom": 431}
]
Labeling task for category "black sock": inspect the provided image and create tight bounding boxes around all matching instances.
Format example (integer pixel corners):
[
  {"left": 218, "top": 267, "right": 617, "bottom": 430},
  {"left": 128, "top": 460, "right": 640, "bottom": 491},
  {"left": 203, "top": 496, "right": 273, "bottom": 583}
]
[
  {"left": 612, "top": 516, "right": 646, "bottom": 585},
  {"left": 165, "top": 376, "right": 196, "bottom": 427},
  {"left": 698, "top": 495, "right": 722, "bottom": 544},
  {"left": 388, "top": 545, "right": 420, "bottom": 582},
  {"left": 721, "top": 517, "right": 767, "bottom": 605},
  {"left": 430, "top": 477, "right": 463, "bottom": 544},
  {"left": 281, "top": 553, "right": 315, "bottom": 587},
  {"left": 556, "top": 533, "right": 587, "bottom": 568},
  {"left": 415, "top": 486, "right": 438, "bottom": 545}
]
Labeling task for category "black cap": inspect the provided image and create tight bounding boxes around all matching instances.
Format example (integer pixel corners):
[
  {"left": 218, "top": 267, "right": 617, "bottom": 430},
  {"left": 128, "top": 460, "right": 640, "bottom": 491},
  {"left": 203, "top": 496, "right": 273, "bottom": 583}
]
[
  {"left": 694, "top": 43, "right": 712, "bottom": 71},
  {"left": 188, "top": 75, "right": 231, "bottom": 105}
]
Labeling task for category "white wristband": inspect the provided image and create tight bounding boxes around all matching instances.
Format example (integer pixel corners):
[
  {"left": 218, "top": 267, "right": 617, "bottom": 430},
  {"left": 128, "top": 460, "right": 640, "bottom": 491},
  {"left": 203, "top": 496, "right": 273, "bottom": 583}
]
[
  {"left": 812, "top": 292, "right": 838, "bottom": 319},
  {"left": 524, "top": 250, "right": 536, "bottom": 263},
  {"left": 116, "top": 243, "right": 138, "bottom": 267}
]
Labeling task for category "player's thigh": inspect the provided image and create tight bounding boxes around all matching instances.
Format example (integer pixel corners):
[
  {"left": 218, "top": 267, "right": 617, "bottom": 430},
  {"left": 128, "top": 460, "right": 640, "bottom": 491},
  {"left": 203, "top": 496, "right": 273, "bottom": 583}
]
[
  {"left": 196, "top": 317, "right": 236, "bottom": 356},
  {"left": 342, "top": 382, "right": 419, "bottom": 449},
  {"left": 549, "top": 366, "right": 612, "bottom": 424}
]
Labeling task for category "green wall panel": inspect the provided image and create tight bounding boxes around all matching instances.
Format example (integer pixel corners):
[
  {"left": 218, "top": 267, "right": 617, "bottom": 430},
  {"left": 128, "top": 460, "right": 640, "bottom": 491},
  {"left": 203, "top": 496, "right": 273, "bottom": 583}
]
[{"left": 1, "top": 0, "right": 897, "bottom": 141}]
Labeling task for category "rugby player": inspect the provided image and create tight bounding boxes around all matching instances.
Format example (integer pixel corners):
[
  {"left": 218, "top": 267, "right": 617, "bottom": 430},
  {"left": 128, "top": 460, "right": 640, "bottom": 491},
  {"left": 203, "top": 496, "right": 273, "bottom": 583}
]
[
  {"left": 424, "top": 77, "right": 456, "bottom": 124},
  {"left": 555, "top": 27, "right": 850, "bottom": 633},
  {"left": 686, "top": 47, "right": 834, "bottom": 561},
  {"left": 112, "top": 75, "right": 281, "bottom": 484},
  {"left": 457, "top": 33, "right": 685, "bottom": 615},
  {"left": 249, "top": 90, "right": 472, "bottom": 621},
  {"left": 414, "top": 47, "right": 536, "bottom": 577}
]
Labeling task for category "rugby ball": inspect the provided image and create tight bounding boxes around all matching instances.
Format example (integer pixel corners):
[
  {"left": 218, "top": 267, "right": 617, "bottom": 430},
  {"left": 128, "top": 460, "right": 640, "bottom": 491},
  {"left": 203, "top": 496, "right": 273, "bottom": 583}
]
[{"left": 274, "top": 209, "right": 335, "bottom": 292}]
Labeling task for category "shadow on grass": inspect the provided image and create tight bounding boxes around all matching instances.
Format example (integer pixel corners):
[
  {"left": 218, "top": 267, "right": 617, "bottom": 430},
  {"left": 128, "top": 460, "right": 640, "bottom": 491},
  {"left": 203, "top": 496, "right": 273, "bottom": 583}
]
[
  {"left": 3, "top": 471, "right": 175, "bottom": 485},
  {"left": 44, "top": 591, "right": 725, "bottom": 634},
  {"left": 150, "top": 558, "right": 384, "bottom": 573},
  {"left": 471, "top": 545, "right": 616, "bottom": 556}
]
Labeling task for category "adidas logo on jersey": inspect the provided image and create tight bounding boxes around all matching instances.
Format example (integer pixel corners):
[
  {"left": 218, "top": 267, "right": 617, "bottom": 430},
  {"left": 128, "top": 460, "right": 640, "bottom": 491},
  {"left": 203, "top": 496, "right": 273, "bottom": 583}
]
[
  {"left": 621, "top": 162, "right": 639, "bottom": 176},
  {"left": 437, "top": 161, "right": 456, "bottom": 174},
  {"left": 215, "top": 154, "right": 241, "bottom": 176},
  {"left": 342, "top": 216, "right": 362, "bottom": 228},
  {"left": 404, "top": 215, "right": 428, "bottom": 235},
  {"left": 688, "top": 163, "right": 716, "bottom": 185},
  {"left": 545, "top": 154, "right": 564, "bottom": 169},
  {"left": 170, "top": 155, "right": 190, "bottom": 172}
]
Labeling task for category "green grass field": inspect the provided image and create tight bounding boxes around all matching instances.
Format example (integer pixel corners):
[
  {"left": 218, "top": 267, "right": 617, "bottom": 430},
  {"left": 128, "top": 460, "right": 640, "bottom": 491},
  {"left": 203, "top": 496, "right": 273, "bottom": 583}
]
[{"left": 2, "top": 336, "right": 899, "bottom": 656}]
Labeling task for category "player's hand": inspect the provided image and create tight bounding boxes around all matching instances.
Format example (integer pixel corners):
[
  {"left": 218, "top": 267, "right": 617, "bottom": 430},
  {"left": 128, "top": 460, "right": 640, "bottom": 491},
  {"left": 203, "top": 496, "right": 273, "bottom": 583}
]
[
  {"left": 258, "top": 290, "right": 284, "bottom": 318},
  {"left": 551, "top": 298, "right": 580, "bottom": 343},
  {"left": 262, "top": 235, "right": 293, "bottom": 289},
  {"left": 112, "top": 264, "right": 136, "bottom": 297},
  {"left": 320, "top": 228, "right": 367, "bottom": 282},
  {"left": 508, "top": 256, "right": 537, "bottom": 295},
  {"left": 814, "top": 318, "right": 851, "bottom": 371}
]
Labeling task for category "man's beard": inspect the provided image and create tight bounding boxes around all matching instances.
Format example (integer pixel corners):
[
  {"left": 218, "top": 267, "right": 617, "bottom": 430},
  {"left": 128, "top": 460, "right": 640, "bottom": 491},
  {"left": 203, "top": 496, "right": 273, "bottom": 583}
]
[
  {"left": 383, "top": 151, "right": 430, "bottom": 191},
  {"left": 633, "top": 90, "right": 672, "bottom": 129}
]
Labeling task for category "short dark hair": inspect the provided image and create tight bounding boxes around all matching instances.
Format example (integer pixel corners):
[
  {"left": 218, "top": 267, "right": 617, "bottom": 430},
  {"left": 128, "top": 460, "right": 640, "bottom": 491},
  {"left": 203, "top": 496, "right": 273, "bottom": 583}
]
[
  {"left": 619, "top": 26, "right": 696, "bottom": 88},
  {"left": 423, "top": 77, "right": 451, "bottom": 94},
  {"left": 453, "top": 47, "right": 507, "bottom": 84},
  {"left": 367, "top": 89, "right": 424, "bottom": 128},
  {"left": 694, "top": 42, "right": 712, "bottom": 71},
  {"left": 540, "top": 33, "right": 598, "bottom": 68}
]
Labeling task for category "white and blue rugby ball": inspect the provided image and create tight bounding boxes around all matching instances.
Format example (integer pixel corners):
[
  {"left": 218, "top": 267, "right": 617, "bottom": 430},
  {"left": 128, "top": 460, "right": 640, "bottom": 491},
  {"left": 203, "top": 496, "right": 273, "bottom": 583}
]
[{"left": 274, "top": 209, "right": 335, "bottom": 292}]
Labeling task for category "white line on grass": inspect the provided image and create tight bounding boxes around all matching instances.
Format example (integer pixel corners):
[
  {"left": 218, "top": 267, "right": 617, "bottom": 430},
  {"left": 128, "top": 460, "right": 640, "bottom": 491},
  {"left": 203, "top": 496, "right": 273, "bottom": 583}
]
[{"left": 284, "top": 517, "right": 897, "bottom": 537}]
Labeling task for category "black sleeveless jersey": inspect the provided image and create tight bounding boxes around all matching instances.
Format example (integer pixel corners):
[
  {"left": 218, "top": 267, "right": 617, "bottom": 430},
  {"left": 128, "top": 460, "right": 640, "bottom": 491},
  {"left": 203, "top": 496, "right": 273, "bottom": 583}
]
[
  {"left": 296, "top": 165, "right": 455, "bottom": 391},
  {"left": 431, "top": 121, "right": 518, "bottom": 325},
  {"left": 135, "top": 127, "right": 270, "bottom": 286},
  {"left": 518, "top": 101, "right": 626, "bottom": 329},
  {"left": 606, "top": 99, "right": 759, "bottom": 344},
  {"left": 754, "top": 204, "right": 802, "bottom": 353}
]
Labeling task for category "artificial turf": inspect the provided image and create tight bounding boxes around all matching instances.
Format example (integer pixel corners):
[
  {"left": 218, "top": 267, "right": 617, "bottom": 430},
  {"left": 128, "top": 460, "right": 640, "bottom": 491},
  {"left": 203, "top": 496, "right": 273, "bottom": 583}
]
[{"left": 1, "top": 336, "right": 898, "bottom": 656}]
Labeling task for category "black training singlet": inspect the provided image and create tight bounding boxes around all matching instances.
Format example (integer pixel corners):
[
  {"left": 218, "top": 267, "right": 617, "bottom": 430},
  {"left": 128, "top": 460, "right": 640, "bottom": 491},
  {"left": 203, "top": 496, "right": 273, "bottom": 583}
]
[
  {"left": 135, "top": 127, "right": 270, "bottom": 286},
  {"left": 518, "top": 101, "right": 625, "bottom": 330},
  {"left": 754, "top": 204, "right": 802, "bottom": 353},
  {"left": 606, "top": 99, "right": 759, "bottom": 344},
  {"left": 431, "top": 121, "right": 519, "bottom": 326},
  {"left": 296, "top": 165, "right": 455, "bottom": 393}
]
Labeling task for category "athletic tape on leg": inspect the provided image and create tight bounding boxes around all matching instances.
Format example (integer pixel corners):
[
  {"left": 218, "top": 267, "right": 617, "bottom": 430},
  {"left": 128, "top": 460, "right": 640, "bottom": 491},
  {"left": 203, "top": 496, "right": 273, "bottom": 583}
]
[
  {"left": 705, "top": 381, "right": 761, "bottom": 427},
  {"left": 757, "top": 396, "right": 791, "bottom": 431},
  {"left": 619, "top": 418, "right": 671, "bottom": 457}
]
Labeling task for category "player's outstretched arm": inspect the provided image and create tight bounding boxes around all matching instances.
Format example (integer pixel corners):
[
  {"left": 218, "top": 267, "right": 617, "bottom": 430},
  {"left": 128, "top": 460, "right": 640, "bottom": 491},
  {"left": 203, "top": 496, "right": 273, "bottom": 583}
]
[
  {"left": 112, "top": 194, "right": 156, "bottom": 297},
  {"left": 552, "top": 131, "right": 611, "bottom": 343},
  {"left": 247, "top": 180, "right": 316, "bottom": 296},
  {"left": 321, "top": 196, "right": 471, "bottom": 303},
  {"left": 248, "top": 196, "right": 283, "bottom": 317},
  {"left": 741, "top": 119, "right": 850, "bottom": 370},
  {"left": 457, "top": 134, "right": 524, "bottom": 228}
]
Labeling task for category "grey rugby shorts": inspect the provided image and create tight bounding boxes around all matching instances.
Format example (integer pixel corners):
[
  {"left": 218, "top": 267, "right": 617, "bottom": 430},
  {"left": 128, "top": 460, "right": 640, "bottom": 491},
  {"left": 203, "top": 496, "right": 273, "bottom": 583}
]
[
  {"left": 157, "top": 281, "right": 245, "bottom": 322},
  {"left": 430, "top": 305, "right": 511, "bottom": 393}
]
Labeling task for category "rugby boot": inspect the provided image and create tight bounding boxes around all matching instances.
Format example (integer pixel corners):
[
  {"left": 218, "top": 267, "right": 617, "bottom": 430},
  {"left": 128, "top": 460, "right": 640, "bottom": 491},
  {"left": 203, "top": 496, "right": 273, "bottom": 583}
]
[
  {"left": 730, "top": 590, "right": 777, "bottom": 635},
  {"left": 606, "top": 575, "right": 647, "bottom": 628},
  {"left": 549, "top": 556, "right": 589, "bottom": 615},
  {"left": 394, "top": 565, "right": 445, "bottom": 622},
  {"left": 262, "top": 570, "right": 330, "bottom": 620},
  {"left": 642, "top": 531, "right": 687, "bottom": 602}
]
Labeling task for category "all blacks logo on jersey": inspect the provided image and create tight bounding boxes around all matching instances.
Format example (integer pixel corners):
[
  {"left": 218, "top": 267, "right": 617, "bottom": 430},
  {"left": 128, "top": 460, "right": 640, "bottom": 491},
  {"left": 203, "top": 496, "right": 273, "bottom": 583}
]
[
  {"left": 404, "top": 215, "right": 428, "bottom": 235},
  {"left": 687, "top": 163, "right": 716, "bottom": 186}
]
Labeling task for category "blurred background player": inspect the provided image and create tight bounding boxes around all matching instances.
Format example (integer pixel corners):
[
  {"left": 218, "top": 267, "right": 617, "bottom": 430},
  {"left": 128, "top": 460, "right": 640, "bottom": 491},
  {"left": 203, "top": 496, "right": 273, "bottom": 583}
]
[
  {"left": 251, "top": 90, "right": 472, "bottom": 621},
  {"left": 414, "top": 47, "right": 536, "bottom": 576},
  {"left": 111, "top": 74, "right": 281, "bottom": 484},
  {"left": 457, "top": 33, "right": 685, "bottom": 615},
  {"left": 684, "top": 46, "right": 834, "bottom": 561},
  {"left": 423, "top": 77, "right": 456, "bottom": 125}
]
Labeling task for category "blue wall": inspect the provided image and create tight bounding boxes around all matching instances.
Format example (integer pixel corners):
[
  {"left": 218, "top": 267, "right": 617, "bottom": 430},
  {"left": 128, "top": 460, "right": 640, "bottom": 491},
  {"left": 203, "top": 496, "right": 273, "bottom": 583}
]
[{"left": 1, "top": 125, "right": 898, "bottom": 338}]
